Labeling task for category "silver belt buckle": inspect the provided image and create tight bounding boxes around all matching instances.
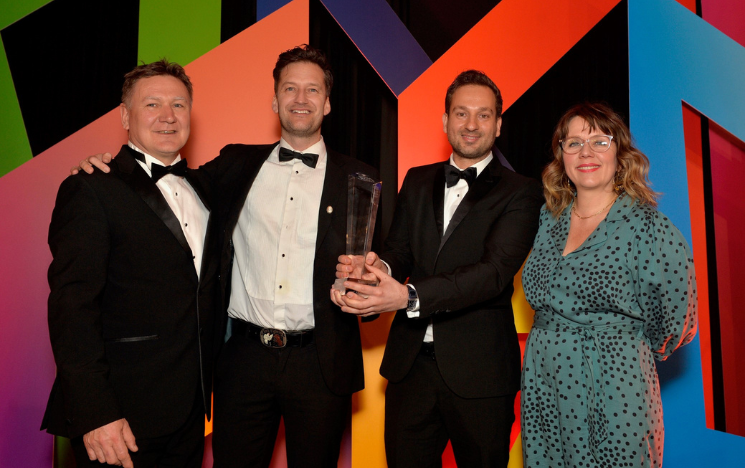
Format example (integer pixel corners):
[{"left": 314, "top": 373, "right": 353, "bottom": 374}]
[{"left": 259, "top": 328, "right": 287, "bottom": 348}]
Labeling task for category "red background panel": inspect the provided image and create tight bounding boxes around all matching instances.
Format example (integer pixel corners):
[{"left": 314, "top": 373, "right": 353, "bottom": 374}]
[{"left": 709, "top": 120, "right": 745, "bottom": 438}]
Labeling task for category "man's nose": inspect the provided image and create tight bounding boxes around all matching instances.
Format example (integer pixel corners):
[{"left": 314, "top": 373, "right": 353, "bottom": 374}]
[{"left": 160, "top": 106, "right": 176, "bottom": 123}]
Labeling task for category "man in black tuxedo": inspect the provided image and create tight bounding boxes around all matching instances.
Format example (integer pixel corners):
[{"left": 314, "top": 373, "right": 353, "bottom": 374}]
[
  {"left": 196, "top": 45, "right": 378, "bottom": 467},
  {"left": 333, "top": 70, "right": 543, "bottom": 467},
  {"left": 42, "top": 60, "right": 218, "bottom": 468}
]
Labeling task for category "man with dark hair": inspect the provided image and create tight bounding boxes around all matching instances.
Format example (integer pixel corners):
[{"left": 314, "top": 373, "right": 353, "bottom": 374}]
[
  {"left": 333, "top": 70, "right": 544, "bottom": 467},
  {"left": 196, "top": 44, "right": 378, "bottom": 467},
  {"left": 42, "top": 60, "right": 218, "bottom": 468}
]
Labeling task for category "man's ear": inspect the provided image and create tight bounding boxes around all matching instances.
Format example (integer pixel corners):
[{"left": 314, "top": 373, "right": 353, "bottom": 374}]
[
  {"left": 272, "top": 95, "right": 279, "bottom": 115},
  {"left": 442, "top": 113, "right": 449, "bottom": 133},
  {"left": 323, "top": 96, "right": 331, "bottom": 116},
  {"left": 120, "top": 103, "right": 130, "bottom": 130},
  {"left": 494, "top": 117, "right": 502, "bottom": 138}
]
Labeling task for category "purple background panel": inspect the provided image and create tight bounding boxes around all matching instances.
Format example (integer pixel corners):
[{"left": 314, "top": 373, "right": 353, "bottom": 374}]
[
  {"left": 258, "top": 0, "right": 294, "bottom": 21},
  {"left": 320, "top": 0, "right": 431, "bottom": 95}
]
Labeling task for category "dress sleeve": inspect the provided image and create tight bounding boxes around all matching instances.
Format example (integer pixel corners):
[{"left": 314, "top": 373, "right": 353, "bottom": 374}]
[{"left": 635, "top": 209, "right": 698, "bottom": 361}]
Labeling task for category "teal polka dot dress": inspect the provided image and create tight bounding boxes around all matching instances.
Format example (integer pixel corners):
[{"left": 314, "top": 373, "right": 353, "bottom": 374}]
[{"left": 520, "top": 195, "right": 697, "bottom": 467}]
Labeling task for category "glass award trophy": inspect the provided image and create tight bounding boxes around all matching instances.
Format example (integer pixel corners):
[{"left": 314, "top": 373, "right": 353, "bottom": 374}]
[{"left": 332, "top": 173, "right": 382, "bottom": 294}]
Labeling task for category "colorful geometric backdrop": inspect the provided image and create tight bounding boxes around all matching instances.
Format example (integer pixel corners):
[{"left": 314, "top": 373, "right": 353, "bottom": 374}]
[{"left": 1, "top": 0, "right": 744, "bottom": 467}]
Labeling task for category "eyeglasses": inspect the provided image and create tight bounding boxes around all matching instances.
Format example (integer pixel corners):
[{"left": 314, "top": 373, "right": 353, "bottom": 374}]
[{"left": 559, "top": 135, "right": 614, "bottom": 154}]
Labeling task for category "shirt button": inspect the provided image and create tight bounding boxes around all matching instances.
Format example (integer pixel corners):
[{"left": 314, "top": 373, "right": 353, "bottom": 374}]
[{"left": 279, "top": 285, "right": 283, "bottom": 289}]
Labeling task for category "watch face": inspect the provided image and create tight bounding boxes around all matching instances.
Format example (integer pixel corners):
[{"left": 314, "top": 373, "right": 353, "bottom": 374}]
[{"left": 407, "top": 285, "right": 417, "bottom": 310}]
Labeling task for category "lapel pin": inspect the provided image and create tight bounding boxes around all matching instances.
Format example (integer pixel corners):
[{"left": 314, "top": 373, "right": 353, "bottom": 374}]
[{"left": 326, "top": 206, "right": 333, "bottom": 214}]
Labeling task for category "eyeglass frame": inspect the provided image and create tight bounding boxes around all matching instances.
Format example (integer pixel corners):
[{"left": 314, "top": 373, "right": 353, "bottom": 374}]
[{"left": 559, "top": 135, "right": 615, "bottom": 154}]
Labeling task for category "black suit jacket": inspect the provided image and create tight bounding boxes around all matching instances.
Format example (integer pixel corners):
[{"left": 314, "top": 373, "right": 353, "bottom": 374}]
[
  {"left": 42, "top": 146, "right": 219, "bottom": 440},
  {"left": 380, "top": 158, "right": 543, "bottom": 398},
  {"left": 198, "top": 143, "right": 378, "bottom": 396}
]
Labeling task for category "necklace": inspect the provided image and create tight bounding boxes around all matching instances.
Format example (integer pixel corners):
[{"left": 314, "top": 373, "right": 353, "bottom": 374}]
[{"left": 572, "top": 196, "right": 617, "bottom": 219}]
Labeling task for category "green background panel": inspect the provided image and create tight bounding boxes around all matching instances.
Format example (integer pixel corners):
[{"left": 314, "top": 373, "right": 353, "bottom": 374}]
[
  {"left": 0, "top": 38, "right": 32, "bottom": 177},
  {"left": 138, "top": 0, "right": 222, "bottom": 66},
  {"left": 0, "top": 0, "right": 53, "bottom": 29}
]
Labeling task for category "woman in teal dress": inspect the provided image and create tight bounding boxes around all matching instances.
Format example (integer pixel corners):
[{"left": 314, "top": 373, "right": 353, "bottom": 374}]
[{"left": 520, "top": 103, "right": 697, "bottom": 468}]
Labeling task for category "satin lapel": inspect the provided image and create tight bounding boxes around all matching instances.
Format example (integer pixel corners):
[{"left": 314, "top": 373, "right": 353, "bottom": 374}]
[
  {"left": 437, "top": 161, "right": 500, "bottom": 256},
  {"left": 316, "top": 151, "right": 346, "bottom": 253},
  {"left": 432, "top": 165, "right": 445, "bottom": 239},
  {"left": 116, "top": 149, "right": 192, "bottom": 257},
  {"left": 226, "top": 146, "right": 273, "bottom": 235}
]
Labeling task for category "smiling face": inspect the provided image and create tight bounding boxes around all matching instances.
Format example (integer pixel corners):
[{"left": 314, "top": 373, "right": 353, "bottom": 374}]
[
  {"left": 120, "top": 75, "right": 191, "bottom": 164},
  {"left": 272, "top": 61, "right": 331, "bottom": 151},
  {"left": 563, "top": 117, "right": 617, "bottom": 194},
  {"left": 442, "top": 84, "right": 502, "bottom": 167}
]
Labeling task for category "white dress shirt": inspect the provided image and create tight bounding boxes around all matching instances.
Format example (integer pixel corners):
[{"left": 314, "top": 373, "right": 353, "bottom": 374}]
[
  {"left": 128, "top": 142, "right": 209, "bottom": 278},
  {"left": 227, "top": 138, "right": 327, "bottom": 331},
  {"left": 409, "top": 153, "right": 493, "bottom": 342}
]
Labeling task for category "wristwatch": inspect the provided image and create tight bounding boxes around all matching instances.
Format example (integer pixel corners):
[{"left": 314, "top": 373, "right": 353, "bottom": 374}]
[{"left": 406, "top": 284, "right": 418, "bottom": 311}]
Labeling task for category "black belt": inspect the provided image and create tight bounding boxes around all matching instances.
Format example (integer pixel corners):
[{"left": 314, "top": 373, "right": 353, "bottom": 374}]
[
  {"left": 420, "top": 342, "right": 435, "bottom": 360},
  {"left": 233, "top": 319, "right": 314, "bottom": 348}
]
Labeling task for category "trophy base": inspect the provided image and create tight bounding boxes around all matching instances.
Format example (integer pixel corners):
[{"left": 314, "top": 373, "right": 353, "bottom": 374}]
[{"left": 332, "top": 277, "right": 378, "bottom": 296}]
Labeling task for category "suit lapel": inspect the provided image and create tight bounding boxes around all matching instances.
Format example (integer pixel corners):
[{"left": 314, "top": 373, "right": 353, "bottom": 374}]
[
  {"left": 316, "top": 150, "right": 347, "bottom": 253},
  {"left": 432, "top": 165, "right": 445, "bottom": 239},
  {"left": 116, "top": 147, "right": 193, "bottom": 258},
  {"left": 437, "top": 159, "right": 502, "bottom": 256}
]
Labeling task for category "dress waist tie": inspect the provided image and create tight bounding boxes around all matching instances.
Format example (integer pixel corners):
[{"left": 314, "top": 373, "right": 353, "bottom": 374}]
[{"left": 532, "top": 313, "right": 645, "bottom": 462}]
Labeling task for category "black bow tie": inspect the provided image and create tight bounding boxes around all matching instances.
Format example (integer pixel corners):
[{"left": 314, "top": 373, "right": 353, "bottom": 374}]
[
  {"left": 444, "top": 165, "right": 477, "bottom": 188},
  {"left": 278, "top": 147, "right": 319, "bottom": 168},
  {"left": 150, "top": 159, "right": 188, "bottom": 182},
  {"left": 131, "top": 149, "right": 188, "bottom": 182}
]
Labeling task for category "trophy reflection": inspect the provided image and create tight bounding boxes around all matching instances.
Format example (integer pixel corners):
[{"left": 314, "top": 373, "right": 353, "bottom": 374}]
[{"left": 333, "top": 173, "right": 382, "bottom": 294}]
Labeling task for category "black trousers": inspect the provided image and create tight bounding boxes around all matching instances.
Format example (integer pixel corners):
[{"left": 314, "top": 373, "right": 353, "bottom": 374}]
[
  {"left": 385, "top": 351, "right": 516, "bottom": 468},
  {"left": 71, "top": 391, "right": 205, "bottom": 468},
  {"left": 212, "top": 334, "right": 350, "bottom": 468}
]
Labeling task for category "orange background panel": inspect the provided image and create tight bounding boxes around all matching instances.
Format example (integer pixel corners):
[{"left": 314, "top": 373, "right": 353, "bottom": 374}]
[
  {"left": 180, "top": 0, "right": 310, "bottom": 167},
  {"left": 397, "top": 0, "right": 621, "bottom": 186}
]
